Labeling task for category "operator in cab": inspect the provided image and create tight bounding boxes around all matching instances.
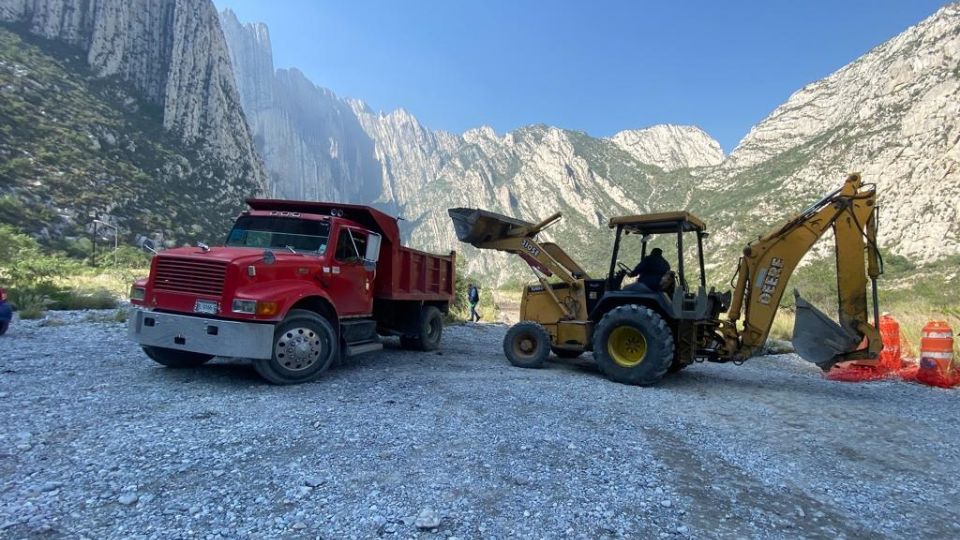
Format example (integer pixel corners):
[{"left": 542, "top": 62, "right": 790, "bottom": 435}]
[{"left": 626, "top": 247, "right": 671, "bottom": 292}]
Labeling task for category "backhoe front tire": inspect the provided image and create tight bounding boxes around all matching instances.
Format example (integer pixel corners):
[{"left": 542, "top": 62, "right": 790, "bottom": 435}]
[
  {"left": 143, "top": 346, "right": 213, "bottom": 368},
  {"left": 503, "top": 322, "right": 551, "bottom": 369},
  {"left": 254, "top": 309, "right": 337, "bottom": 385},
  {"left": 593, "top": 305, "right": 674, "bottom": 386}
]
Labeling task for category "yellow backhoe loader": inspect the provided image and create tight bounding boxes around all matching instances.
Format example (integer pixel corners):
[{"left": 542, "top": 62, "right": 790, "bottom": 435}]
[{"left": 448, "top": 173, "right": 882, "bottom": 386}]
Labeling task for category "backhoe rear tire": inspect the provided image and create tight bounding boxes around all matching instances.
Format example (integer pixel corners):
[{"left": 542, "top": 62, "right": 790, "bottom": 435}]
[
  {"left": 593, "top": 304, "right": 674, "bottom": 386},
  {"left": 503, "top": 322, "right": 550, "bottom": 369}
]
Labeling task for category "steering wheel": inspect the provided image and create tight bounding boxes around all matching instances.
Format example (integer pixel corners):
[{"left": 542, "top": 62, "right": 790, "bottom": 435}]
[{"left": 616, "top": 261, "right": 631, "bottom": 273}]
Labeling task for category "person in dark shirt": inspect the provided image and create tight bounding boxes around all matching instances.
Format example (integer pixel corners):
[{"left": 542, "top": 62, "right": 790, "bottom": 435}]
[
  {"left": 627, "top": 247, "right": 671, "bottom": 291},
  {"left": 467, "top": 283, "right": 481, "bottom": 322}
]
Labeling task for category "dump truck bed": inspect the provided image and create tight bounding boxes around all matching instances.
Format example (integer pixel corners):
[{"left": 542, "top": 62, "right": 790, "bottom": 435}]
[{"left": 375, "top": 245, "right": 455, "bottom": 302}]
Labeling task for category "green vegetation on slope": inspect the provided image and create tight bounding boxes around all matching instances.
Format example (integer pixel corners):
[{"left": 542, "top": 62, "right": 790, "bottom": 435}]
[
  {"left": 0, "top": 24, "right": 258, "bottom": 251},
  {"left": 0, "top": 224, "right": 149, "bottom": 318}
]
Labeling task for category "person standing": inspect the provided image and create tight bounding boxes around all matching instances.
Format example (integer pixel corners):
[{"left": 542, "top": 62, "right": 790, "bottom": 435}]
[{"left": 467, "top": 283, "right": 481, "bottom": 322}]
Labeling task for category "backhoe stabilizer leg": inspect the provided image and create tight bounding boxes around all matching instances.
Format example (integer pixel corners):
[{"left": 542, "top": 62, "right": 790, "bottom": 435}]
[{"left": 791, "top": 290, "right": 864, "bottom": 370}]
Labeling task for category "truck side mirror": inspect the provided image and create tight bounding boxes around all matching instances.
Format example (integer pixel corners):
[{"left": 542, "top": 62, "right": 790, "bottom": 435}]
[
  {"left": 139, "top": 238, "right": 158, "bottom": 255},
  {"left": 364, "top": 233, "right": 382, "bottom": 264}
]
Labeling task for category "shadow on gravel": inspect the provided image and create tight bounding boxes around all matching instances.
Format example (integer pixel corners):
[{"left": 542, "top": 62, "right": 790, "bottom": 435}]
[
  {"left": 653, "top": 364, "right": 907, "bottom": 403},
  {"left": 149, "top": 359, "right": 264, "bottom": 386}
]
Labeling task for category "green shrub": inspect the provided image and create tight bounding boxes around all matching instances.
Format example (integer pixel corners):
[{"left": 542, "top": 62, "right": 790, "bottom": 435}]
[
  {"left": 53, "top": 288, "right": 118, "bottom": 310},
  {"left": 14, "top": 292, "right": 52, "bottom": 319}
]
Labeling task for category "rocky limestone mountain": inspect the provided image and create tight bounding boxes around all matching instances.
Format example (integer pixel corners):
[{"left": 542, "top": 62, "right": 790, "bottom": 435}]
[
  {"left": 219, "top": 9, "right": 721, "bottom": 281},
  {"left": 610, "top": 125, "right": 724, "bottom": 171},
  {"left": 221, "top": 4, "right": 959, "bottom": 290},
  {"left": 694, "top": 2, "right": 960, "bottom": 265},
  {"left": 220, "top": 9, "right": 384, "bottom": 204},
  {"left": 0, "top": 0, "right": 266, "bottom": 245}
]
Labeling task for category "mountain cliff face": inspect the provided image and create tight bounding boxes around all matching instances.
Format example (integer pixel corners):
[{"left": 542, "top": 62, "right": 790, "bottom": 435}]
[
  {"left": 219, "top": 9, "right": 383, "bottom": 204},
  {"left": 221, "top": 4, "right": 959, "bottom": 285},
  {"left": 0, "top": 0, "right": 266, "bottom": 245},
  {"left": 219, "top": 9, "right": 721, "bottom": 280},
  {"left": 695, "top": 3, "right": 960, "bottom": 264}
]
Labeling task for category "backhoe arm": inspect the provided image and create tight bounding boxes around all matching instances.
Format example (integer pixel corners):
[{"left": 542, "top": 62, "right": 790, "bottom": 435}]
[{"left": 723, "top": 173, "right": 882, "bottom": 367}]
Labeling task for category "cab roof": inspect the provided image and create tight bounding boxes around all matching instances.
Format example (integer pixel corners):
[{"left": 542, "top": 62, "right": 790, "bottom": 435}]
[
  {"left": 246, "top": 199, "right": 401, "bottom": 242},
  {"left": 608, "top": 211, "right": 706, "bottom": 234}
]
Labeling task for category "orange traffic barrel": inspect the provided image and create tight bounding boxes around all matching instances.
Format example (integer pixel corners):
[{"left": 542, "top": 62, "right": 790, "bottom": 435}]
[
  {"left": 878, "top": 313, "right": 902, "bottom": 369},
  {"left": 918, "top": 320, "right": 955, "bottom": 379}
]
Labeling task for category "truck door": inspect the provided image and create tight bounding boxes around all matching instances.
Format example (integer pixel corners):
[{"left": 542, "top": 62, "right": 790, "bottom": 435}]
[{"left": 332, "top": 227, "right": 375, "bottom": 316}]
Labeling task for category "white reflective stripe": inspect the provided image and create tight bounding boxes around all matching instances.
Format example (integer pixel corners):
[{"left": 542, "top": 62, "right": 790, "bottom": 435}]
[
  {"left": 922, "top": 331, "right": 953, "bottom": 339},
  {"left": 920, "top": 351, "right": 954, "bottom": 360}
]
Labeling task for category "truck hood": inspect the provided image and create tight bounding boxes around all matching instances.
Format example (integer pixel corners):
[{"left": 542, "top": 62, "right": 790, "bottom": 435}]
[{"left": 156, "top": 246, "right": 320, "bottom": 266}]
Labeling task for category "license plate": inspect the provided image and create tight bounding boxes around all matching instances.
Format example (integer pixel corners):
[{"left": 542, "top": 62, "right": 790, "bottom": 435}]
[{"left": 194, "top": 300, "right": 219, "bottom": 315}]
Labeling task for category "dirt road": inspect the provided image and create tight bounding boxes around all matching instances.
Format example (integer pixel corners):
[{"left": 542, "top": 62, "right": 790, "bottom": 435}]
[{"left": 1, "top": 311, "right": 958, "bottom": 538}]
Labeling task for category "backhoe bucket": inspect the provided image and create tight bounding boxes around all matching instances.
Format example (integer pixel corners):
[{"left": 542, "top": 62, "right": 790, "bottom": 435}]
[
  {"left": 448, "top": 208, "right": 533, "bottom": 247},
  {"left": 791, "top": 291, "right": 862, "bottom": 370}
]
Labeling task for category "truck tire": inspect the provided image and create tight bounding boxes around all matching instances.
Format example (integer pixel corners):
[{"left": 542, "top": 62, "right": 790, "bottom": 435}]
[
  {"left": 142, "top": 346, "right": 213, "bottom": 368},
  {"left": 593, "top": 304, "right": 674, "bottom": 386},
  {"left": 401, "top": 306, "right": 443, "bottom": 351},
  {"left": 254, "top": 309, "right": 338, "bottom": 385},
  {"left": 552, "top": 347, "right": 583, "bottom": 359},
  {"left": 503, "top": 322, "right": 550, "bottom": 369}
]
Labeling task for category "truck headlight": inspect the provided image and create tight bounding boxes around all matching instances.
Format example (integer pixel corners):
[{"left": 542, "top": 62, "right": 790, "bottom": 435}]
[
  {"left": 232, "top": 299, "right": 257, "bottom": 314},
  {"left": 130, "top": 286, "right": 146, "bottom": 301}
]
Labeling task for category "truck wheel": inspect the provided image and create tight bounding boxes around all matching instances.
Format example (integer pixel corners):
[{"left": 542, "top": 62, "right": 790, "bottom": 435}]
[
  {"left": 552, "top": 347, "right": 583, "bottom": 359},
  {"left": 593, "top": 305, "right": 674, "bottom": 386},
  {"left": 254, "top": 309, "right": 338, "bottom": 385},
  {"left": 401, "top": 306, "right": 443, "bottom": 351},
  {"left": 503, "top": 322, "right": 551, "bottom": 368},
  {"left": 142, "top": 346, "right": 213, "bottom": 368}
]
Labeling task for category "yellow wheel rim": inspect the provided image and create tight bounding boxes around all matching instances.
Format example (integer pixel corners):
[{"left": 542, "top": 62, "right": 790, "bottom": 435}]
[{"left": 608, "top": 326, "right": 648, "bottom": 368}]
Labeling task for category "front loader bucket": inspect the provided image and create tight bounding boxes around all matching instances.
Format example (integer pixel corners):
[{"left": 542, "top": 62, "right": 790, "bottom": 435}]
[
  {"left": 791, "top": 290, "right": 862, "bottom": 370},
  {"left": 448, "top": 208, "right": 533, "bottom": 247}
]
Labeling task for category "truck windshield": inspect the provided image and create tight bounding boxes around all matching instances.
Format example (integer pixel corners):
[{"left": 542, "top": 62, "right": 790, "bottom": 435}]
[{"left": 225, "top": 216, "right": 330, "bottom": 254}]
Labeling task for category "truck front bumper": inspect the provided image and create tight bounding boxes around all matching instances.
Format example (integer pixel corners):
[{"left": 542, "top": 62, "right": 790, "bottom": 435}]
[{"left": 128, "top": 308, "right": 275, "bottom": 359}]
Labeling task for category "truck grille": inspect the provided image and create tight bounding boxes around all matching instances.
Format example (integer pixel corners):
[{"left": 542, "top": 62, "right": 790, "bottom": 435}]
[{"left": 153, "top": 257, "right": 227, "bottom": 297}]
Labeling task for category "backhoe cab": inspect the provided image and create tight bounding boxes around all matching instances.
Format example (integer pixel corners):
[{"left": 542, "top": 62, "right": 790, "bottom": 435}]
[{"left": 448, "top": 173, "right": 882, "bottom": 386}]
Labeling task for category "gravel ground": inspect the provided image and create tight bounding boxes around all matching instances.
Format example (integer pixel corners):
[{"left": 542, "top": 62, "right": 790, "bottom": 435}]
[{"left": 1, "top": 310, "right": 959, "bottom": 539}]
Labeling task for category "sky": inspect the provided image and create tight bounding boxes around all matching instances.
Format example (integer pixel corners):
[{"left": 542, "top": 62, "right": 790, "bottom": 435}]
[{"left": 213, "top": 0, "right": 951, "bottom": 153}]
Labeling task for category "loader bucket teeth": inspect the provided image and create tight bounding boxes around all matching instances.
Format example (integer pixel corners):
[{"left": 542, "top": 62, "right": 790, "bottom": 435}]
[{"left": 791, "top": 290, "right": 862, "bottom": 370}]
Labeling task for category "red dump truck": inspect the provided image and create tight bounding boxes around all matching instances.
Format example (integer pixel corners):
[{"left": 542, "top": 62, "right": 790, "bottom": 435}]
[{"left": 128, "top": 199, "right": 455, "bottom": 384}]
